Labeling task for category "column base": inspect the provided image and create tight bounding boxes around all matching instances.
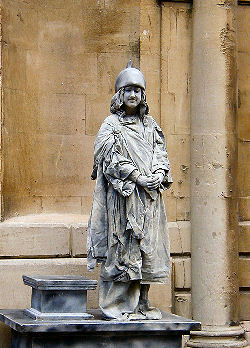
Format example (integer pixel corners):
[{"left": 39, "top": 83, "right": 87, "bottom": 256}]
[{"left": 186, "top": 326, "right": 248, "bottom": 348}]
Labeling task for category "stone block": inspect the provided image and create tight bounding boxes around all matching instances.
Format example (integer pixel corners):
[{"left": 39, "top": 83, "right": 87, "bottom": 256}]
[
  {"left": 0, "top": 221, "right": 70, "bottom": 257},
  {"left": 163, "top": 195, "right": 177, "bottom": 222},
  {"left": 71, "top": 222, "right": 88, "bottom": 257},
  {"left": 3, "top": 195, "right": 43, "bottom": 220},
  {"left": 166, "top": 134, "right": 190, "bottom": 199},
  {"left": 37, "top": 50, "right": 98, "bottom": 95},
  {"left": 0, "top": 258, "right": 100, "bottom": 310},
  {"left": 239, "top": 258, "right": 250, "bottom": 288},
  {"left": 28, "top": 133, "right": 95, "bottom": 197},
  {"left": 238, "top": 142, "right": 250, "bottom": 197},
  {"left": 3, "top": 88, "right": 38, "bottom": 135},
  {"left": 239, "top": 222, "right": 250, "bottom": 253},
  {"left": 36, "top": 0, "right": 86, "bottom": 9},
  {"left": 238, "top": 6, "right": 250, "bottom": 50},
  {"left": 85, "top": 94, "right": 110, "bottom": 136},
  {"left": 38, "top": 93, "right": 86, "bottom": 136},
  {"left": 173, "top": 257, "right": 191, "bottom": 289},
  {"left": 238, "top": 197, "right": 250, "bottom": 221},
  {"left": 3, "top": 5, "right": 38, "bottom": 50},
  {"left": 239, "top": 292, "right": 250, "bottom": 321},
  {"left": 140, "top": 3, "right": 161, "bottom": 55},
  {"left": 81, "top": 6, "right": 140, "bottom": 54},
  {"left": 41, "top": 197, "right": 82, "bottom": 215},
  {"left": 140, "top": 55, "right": 161, "bottom": 124},
  {"left": 174, "top": 293, "right": 192, "bottom": 319},
  {"left": 161, "top": 3, "right": 192, "bottom": 136},
  {"left": 238, "top": 7, "right": 250, "bottom": 142},
  {"left": 37, "top": 6, "right": 84, "bottom": 53},
  {"left": 176, "top": 197, "right": 190, "bottom": 221},
  {"left": 169, "top": 221, "right": 191, "bottom": 255},
  {"left": 149, "top": 282, "right": 172, "bottom": 313},
  {"left": 81, "top": 195, "right": 94, "bottom": 216}
]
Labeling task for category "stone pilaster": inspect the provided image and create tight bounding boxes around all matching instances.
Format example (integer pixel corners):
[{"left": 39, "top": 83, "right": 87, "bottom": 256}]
[
  {"left": 188, "top": 0, "right": 247, "bottom": 346},
  {"left": 0, "top": 7, "right": 2, "bottom": 221}
]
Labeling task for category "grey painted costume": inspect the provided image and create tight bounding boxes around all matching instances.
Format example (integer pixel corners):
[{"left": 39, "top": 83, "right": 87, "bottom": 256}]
[{"left": 87, "top": 111, "right": 172, "bottom": 319}]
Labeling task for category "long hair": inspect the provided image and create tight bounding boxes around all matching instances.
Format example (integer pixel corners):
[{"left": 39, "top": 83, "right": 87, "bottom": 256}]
[{"left": 110, "top": 87, "right": 149, "bottom": 119}]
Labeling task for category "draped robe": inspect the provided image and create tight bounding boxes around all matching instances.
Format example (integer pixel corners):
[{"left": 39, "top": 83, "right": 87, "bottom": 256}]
[
  {"left": 87, "top": 113, "right": 173, "bottom": 318},
  {"left": 87, "top": 114, "right": 172, "bottom": 319}
]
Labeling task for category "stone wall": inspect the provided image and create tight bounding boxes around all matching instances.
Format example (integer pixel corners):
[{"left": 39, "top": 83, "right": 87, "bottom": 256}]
[{"left": 1, "top": 0, "right": 141, "bottom": 219}]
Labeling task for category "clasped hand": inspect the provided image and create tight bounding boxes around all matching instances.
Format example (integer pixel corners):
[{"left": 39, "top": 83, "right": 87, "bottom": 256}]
[{"left": 136, "top": 173, "right": 164, "bottom": 190}]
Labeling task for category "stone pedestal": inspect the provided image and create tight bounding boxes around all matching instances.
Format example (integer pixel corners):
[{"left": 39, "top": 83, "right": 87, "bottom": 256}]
[
  {"left": 23, "top": 275, "right": 97, "bottom": 320},
  {"left": 0, "top": 275, "right": 201, "bottom": 348},
  {"left": 0, "top": 309, "right": 200, "bottom": 348}
]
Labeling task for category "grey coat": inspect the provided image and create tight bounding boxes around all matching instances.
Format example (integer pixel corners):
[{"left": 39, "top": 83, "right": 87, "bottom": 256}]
[{"left": 87, "top": 113, "right": 172, "bottom": 284}]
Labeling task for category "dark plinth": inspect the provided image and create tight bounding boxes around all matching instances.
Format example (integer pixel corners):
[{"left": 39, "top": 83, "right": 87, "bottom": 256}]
[
  {"left": 0, "top": 309, "right": 201, "bottom": 348},
  {"left": 0, "top": 275, "right": 200, "bottom": 347},
  {"left": 23, "top": 275, "right": 97, "bottom": 320}
]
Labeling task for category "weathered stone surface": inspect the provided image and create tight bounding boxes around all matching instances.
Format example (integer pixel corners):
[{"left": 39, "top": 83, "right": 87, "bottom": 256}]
[
  {"left": 163, "top": 196, "right": 177, "bottom": 222},
  {"left": 0, "top": 222, "right": 70, "bottom": 257},
  {"left": 239, "top": 258, "right": 250, "bottom": 288},
  {"left": 166, "top": 134, "right": 190, "bottom": 200},
  {"left": 140, "top": 0, "right": 161, "bottom": 124},
  {"left": 237, "top": 10, "right": 250, "bottom": 332},
  {"left": 239, "top": 222, "right": 250, "bottom": 253},
  {"left": 190, "top": 0, "right": 239, "bottom": 332},
  {"left": 237, "top": 10, "right": 250, "bottom": 318},
  {"left": 240, "top": 321, "right": 250, "bottom": 346},
  {"left": 239, "top": 292, "right": 250, "bottom": 321},
  {"left": 0, "top": 214, "right": 90, "bottom": 257},
  {"left": 238, "top": 7, "right": 250, "bottom": 142},
  {"left": 173, "top": 257, "right": 191, "bottom": 289},
  {"left": 41, "top": 197, "right": 82, "bottom": 215},
  {"left": 176, "top": 198, "right": 190, "bottom": 221},
  {"left": 149, "top": 282, "right": 172, "bottom": 313},
  {"left": 169, "top": 221, "right": 191, "bottom": 254},
  {"left": 1, "top": 0, "right": 140, "bottom": 219},
  {"left": 238, "top": 142, "right": 250, "bottom": 199},
  {"left": 174, "top": 293, "right": 192, "bottom": 319},
  {"left": 161, "top": 3, "right": 192, "bottom": 137},
  {"left": 238, "top": 198, "right": 250, "bottom": 221},
  {"left": 71, "top": 224, "right": 88, "bottom": 257}
]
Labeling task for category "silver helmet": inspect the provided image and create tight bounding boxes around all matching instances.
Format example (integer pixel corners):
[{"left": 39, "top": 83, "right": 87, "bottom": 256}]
[{"left": 115, "top": 60, "right": 146, "bottom": 93}]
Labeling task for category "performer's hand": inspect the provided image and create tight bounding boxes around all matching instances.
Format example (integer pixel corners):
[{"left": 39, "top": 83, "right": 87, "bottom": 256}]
[
  {"left": 146, "top": 173, "right": 164, "bottom": 190},
  {"left": 136, "top": 175, "right": 150, "bottom": 188},
  {"left": 137, "top": 173, "right": 164, "bottom": 190}
]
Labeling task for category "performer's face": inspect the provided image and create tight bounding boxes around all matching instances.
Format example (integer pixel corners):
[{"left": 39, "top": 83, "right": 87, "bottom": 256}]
[{"left": 123, "top": 85, "right": 141, "bottom": 113}]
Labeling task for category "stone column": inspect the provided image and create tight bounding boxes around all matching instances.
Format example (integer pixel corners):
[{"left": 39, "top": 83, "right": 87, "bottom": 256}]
[{"left": 188, "top": 0, "right": 247, "bottom": 346}]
